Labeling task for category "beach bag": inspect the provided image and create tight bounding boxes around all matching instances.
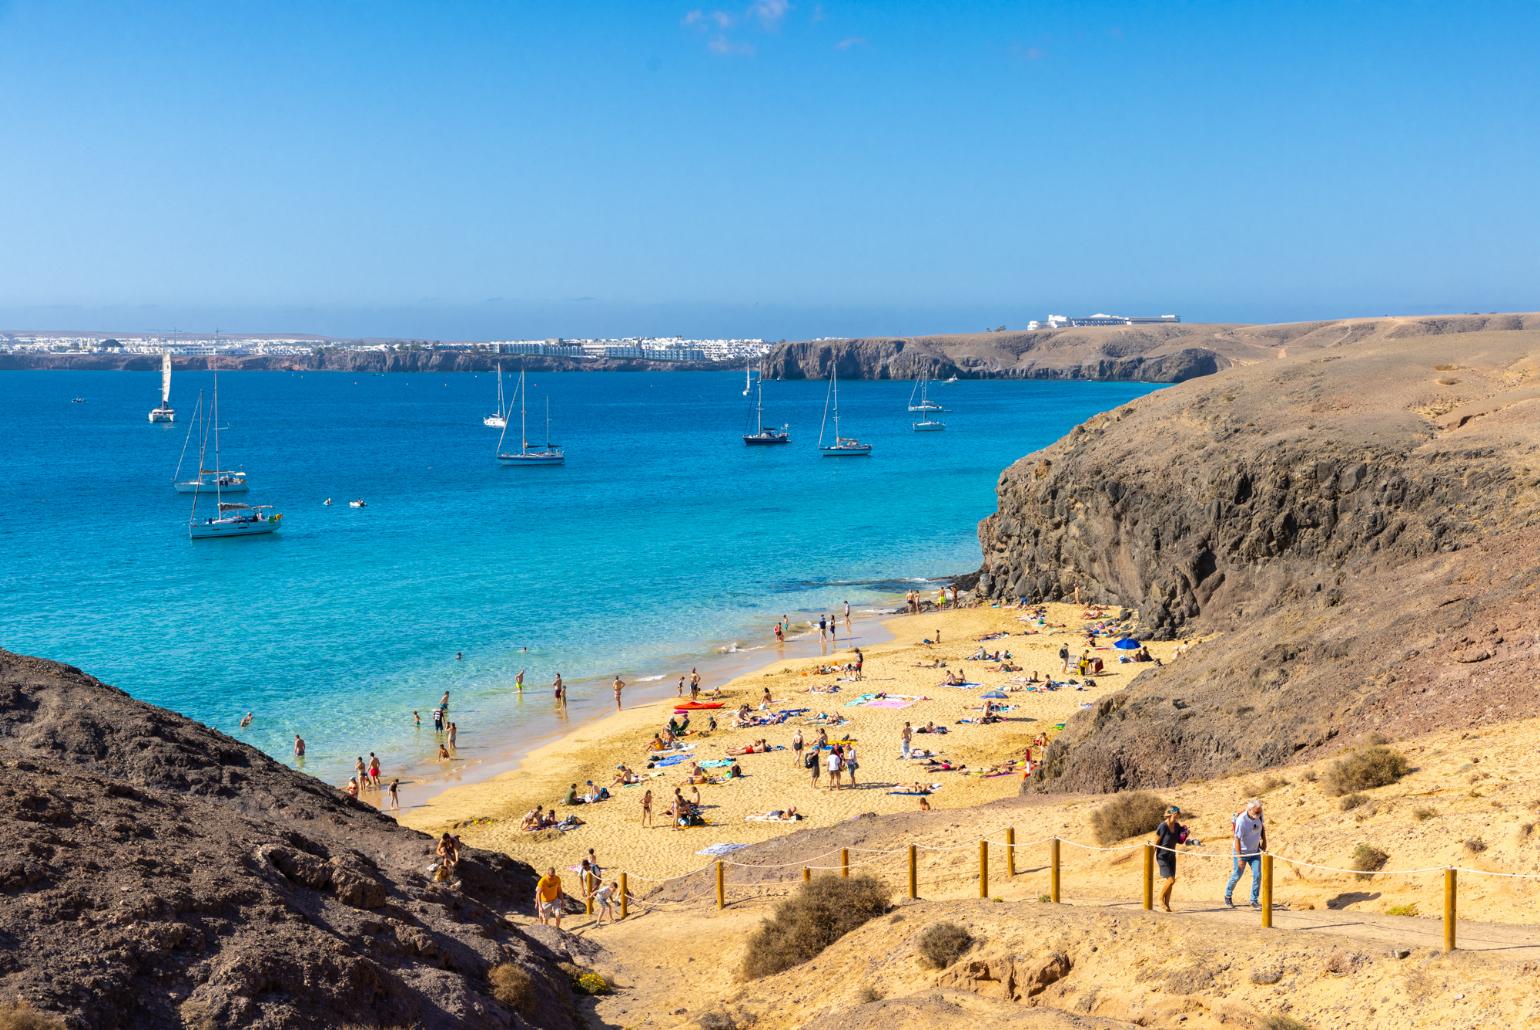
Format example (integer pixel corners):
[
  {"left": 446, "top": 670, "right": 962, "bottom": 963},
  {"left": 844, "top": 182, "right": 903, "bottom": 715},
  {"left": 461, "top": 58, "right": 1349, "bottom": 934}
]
[{"left": 804, "top": 751, "right": 817, "bottom": 770}]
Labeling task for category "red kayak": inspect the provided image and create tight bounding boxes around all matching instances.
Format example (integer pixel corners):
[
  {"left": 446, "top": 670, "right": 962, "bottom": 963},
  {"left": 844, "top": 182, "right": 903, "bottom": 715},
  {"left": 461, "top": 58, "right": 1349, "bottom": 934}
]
[{"left": 674, "top": 702, "right": 724, "bottom": 711}]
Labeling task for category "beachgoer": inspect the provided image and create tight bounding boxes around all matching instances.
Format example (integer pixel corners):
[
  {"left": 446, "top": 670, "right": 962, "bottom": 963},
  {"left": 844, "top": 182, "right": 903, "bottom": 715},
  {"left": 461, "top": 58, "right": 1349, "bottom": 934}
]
[
  {"left": 1059, "top": 645, "right": 1070, "bottom": 673},
  {"left": 826, "top": 746, "right": 843, "bottom": 790},
  {"left": 515, "top": 669, "right": 525, "bottom": 692},
  {"left": 553, "top": 673, "right": 565, "bottom": 703},
  {"left": 791, "top": 729, "right": 804, "bottom": 766},
  {"left": 412, "top": 710, "right": 421, "bottom": 727},
  {"left": 387, "top": 778, "right": 400, "bottom": 810},
  {"left": 293, "top": 734, "right": 306, "bottom": 760},
  {"left": 919, "top": 796, "right": 931, "bottom": 811},
  {"left": 433, "top": 708, "right": 444, "bottom": 732},
  {"left": 239, "top": 711, "right": 253, "bottom": 728},
  {"left": 773, "top": 622, "right": 784, "bottom": 643},
  {"left": 344, "top": 776, "right": 359, "bottom": 798},
  {"left": 440, "top": 690, "right": 451, "bottom": 712},
  {"left": 641, "top": 785, "right": 653, "bottom": 826},
  {"left": 1225, "top": 798, "right": 1267, "bottom": 909},
  {"left": 1155, "top": 805, "right": 1188, "bottom": 911},
  {"left": 843, "top": 600, "right": 851, "bottom": 627},
  {"left": 819, "top": 614, "right": 828, "bottom": 639},
  {"left": 807, "top": 746, "right": 821, "bottom": 786},
  {"left": 437, "top": 743, "right": 450, "bottom": 761},
  {"left": 446, "top": 722, "right": 458, "bottom": 749},
  {"left": 535, "top": 867, "right": 563, "bottom": 927},
  {"left": 845, "top": 744, "right": 859, "bottom": 786},
  {"left": 678, "top": 676, "right": 686, "bottom": 697},
  {"left": 613, "top": 675, "right": 625, "bottom": 709},
  {"left": 901, "top": 721, "right": 913, "bottom": 758},
  {"left": 565, "top": 783, "right": 580, "bottom": 806},
  {"left": 368, "top": 752, "right": 382, "bottom": 786},
  {"left": 355, "top": 756, "right": 367, "bottom": 785},
  {"left": 594, "top": 879, "right": 617, "bottom": 924},
  {"left": 854, "top": 648, "right": 864, "bottom": 680}
]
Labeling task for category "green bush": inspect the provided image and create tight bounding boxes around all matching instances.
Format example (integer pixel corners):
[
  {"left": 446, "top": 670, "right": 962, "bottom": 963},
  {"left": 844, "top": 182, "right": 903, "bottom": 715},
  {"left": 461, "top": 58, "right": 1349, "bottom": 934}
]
[
  {"left": 917, "top": 922, "right": 975, "bottom": 969},
  {"left": 741, "top": 874, "right": 891, "bottom": 979},
  {"left": 1325, "top": 747, "right": 1410, "bottom": 796},
  {"left": 1089, "top": 791, "right": 1168, "bottom": 845}
]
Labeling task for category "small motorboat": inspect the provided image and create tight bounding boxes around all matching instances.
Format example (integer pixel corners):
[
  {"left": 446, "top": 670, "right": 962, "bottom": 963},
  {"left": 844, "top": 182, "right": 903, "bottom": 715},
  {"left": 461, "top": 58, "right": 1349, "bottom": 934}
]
[
  {"left": 322, "top": 498, "right": 333, "bottom": 506},
  {"left": 349, "top": 499, "right": 367, "bottom": 508}
]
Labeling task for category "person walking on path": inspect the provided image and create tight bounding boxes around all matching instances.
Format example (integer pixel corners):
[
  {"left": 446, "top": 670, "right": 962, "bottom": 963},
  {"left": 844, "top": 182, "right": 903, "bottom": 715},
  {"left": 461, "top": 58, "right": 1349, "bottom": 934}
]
[
  {"left": 1225, "top": 798, "right": 1267, "bottom": 909},
  {"left": 535, "top": 867, "right": 564, "bottom": 928},
  {"left": 901, "top": 721, "right": 913, "bottom": 759},
  {"left": 1153, "top": 805, "right": 1190, "bottom": 912}
]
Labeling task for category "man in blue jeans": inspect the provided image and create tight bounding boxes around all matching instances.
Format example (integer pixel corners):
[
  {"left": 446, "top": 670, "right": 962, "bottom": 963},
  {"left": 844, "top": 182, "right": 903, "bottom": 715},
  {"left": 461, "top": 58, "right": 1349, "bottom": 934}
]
[{"left": 1225, "top": 797, "right": 1267, "bottom": 909}]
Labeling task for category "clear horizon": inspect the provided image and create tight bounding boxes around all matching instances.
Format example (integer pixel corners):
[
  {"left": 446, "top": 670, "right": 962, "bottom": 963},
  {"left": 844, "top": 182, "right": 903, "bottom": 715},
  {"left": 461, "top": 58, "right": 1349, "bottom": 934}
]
[{"left": 2, "top": 1, "right": 1537, "bottom": 339}]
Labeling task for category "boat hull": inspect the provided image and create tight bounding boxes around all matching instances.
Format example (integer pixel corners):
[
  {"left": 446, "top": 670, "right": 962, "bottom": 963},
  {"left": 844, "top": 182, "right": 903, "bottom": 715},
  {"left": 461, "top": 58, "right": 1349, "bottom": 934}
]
[
  {"left": 743, "top": 433, "right": 790, "bottom": 446},
  {"left": 498, "top": 452, "right": 565, "bottom": 466},
  {"left": 173, "top": 479, "right": 249, "bottom": 494},
  {"left": 820, "top": 445, "right": 872, "bottom": 457},
  {"left": 189, "top": 518, "right": 280, "bottom": 539},
  {"left": 483, "top": 416, "right": 507, "bottom": 428},
  {"left": 148, "top": 407, "right": 176, "bottom": 423},
  {"left": 907, "top": 404, "right": 945, "bottom": 413},
  {"left": 912, "top": 421, "right": 946, "bottom": 432}
]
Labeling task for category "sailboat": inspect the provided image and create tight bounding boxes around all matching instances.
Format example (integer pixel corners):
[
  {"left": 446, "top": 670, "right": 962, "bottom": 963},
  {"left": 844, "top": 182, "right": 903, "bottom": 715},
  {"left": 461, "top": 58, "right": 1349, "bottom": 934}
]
[
  {"left": 911, "top": 416, "right": 946, "bottom": 432},
  {"left": 907, "top": 373, "right": 945, "bottom": 413},
  {"left": 817, "top": 363, "right": 872, "bottom": 457},
  {"left": 742, "top": 357, "right": 752, "bottom": 397},
  {"left": 483, "top": 363, "right": 508, "bottom": 428},
  {"left": 496, "top": 369, "right": 565, "bottom": 465},
  {"left": 188, "top": 373, "right": 281, "bottom": 539},
  {"left": 172, "top": 391, "right": 249, "bottom": 493},
  {"left": 148, "top": 351, "right": 176, "bottom": 422},
  {"left": 742, "top": 363, "right": 790, "bottom": 446}
]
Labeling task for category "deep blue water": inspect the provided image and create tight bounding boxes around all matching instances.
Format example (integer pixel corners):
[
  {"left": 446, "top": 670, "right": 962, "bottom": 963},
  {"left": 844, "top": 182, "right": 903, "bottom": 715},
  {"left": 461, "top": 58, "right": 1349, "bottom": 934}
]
[{"left": 0, "top": 369, "right": 1158, "bottom": 783}]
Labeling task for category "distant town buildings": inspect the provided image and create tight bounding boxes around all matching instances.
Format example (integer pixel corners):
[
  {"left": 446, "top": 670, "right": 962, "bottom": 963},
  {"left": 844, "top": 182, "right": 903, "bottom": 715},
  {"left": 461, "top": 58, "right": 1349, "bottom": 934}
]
[{"left": 1026, "top": 313, "right": 1182, "bottom": 330}]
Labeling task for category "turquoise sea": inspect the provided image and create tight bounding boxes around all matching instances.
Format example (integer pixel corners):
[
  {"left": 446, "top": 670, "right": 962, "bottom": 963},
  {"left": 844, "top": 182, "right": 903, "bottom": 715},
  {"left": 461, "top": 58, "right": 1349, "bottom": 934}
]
[{"left": 0, "top": 370, "right": 1158, "bottom": 785}]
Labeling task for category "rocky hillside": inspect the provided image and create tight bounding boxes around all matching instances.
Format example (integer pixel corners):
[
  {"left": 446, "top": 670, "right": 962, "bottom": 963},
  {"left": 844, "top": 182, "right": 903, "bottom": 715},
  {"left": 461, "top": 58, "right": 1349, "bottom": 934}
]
[
  {"left": 758, "top": 317, "right": 1426, "bottom": 383},
  {"left": 971, "top": 312, "right": 1540, "bottom": 791},
  {"left": 0, "top": 651, "right": 581, "bottom": 1029}
]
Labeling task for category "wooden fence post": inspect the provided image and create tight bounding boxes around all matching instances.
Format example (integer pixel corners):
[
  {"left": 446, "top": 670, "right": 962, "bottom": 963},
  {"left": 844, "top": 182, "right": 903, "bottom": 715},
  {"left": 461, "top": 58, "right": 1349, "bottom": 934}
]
[
  {"left": 979, "top": 839, "right": 989, "bottom": 898},
  {"left": 619, "top": 872, "right": 628, "bottom": 920},
  {"left": 1006, "top": 827, "right": 1016, "bottom": 877},
  {"left": 1444, "top": 868, "right": 1457, "bottom": 952},
  {"left": 1050, "top": 837, "right": 1061, "bottom": 903},
  {"left": 1261, "top": 854, "right": 1273, "bottom": 928},
  {"left": 802, "top": 865, "right": 811, "bottom": 884},
  {"left": 841, "top": 848, "right": 849, "bottom": 878},
  {"left": 715, "top": 861, "right": 725, "bottom": 910},
  {"left": 1142, "top": 844, "right": 1153, "bottom": 911},
  {"left": 908, "top": 844, "right": 918, "bottom": 900}
]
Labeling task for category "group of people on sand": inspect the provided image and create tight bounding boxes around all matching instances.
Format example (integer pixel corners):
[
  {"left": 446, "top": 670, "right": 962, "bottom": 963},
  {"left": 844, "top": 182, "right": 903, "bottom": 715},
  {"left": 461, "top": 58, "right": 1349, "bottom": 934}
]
[
  {"left": 1151, "top": 797, "right": 1268, "bottom": 913},
  {"left": 533, "top": 848, "right": 626, "bottom": 928}
]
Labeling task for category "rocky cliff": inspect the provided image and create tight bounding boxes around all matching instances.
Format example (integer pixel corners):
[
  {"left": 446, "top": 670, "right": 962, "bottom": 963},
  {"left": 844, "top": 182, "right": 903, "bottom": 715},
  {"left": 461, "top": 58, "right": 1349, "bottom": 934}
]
[
  {"left": 971, "top": 313, "right": 1540, "bottom": 791},
  {"left": 0, "top": 651, "right": 582, "bottom": 1029},
  {"left": 757, "top": 319, "right": 1417, "bottom": 383}
]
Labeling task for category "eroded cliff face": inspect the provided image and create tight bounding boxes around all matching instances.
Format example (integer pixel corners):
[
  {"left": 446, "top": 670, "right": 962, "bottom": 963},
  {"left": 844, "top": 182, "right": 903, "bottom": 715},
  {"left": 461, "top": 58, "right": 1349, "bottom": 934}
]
[
  {"left": 0, "top": 651, "right": 582, "bottom": 1029},
  {"left": 972, "top": 313, "right": 1540, "bottom": 791}
]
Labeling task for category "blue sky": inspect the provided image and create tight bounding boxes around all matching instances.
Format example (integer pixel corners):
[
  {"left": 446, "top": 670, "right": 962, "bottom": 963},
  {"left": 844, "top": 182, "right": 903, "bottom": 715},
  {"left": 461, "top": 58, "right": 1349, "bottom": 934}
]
[{"left": 1, "top": 1, "right": 1536, "bottom": 339}]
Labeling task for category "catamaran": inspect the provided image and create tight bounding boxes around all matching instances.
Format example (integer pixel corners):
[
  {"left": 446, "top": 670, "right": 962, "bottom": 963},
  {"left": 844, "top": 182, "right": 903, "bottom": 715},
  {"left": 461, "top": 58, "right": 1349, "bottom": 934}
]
[
  {"left": 742, "top": 363, "right": 790, "bottom": 446},
  {"left": 497, "top": 369, "right": 565, "bottom": 465},
  {"left": 171, "top": 391, "right": 249, "bottom": 493},
  {"left": 483, "top": 363, "right": 508, "bottom": 428},
  {"left": 817, "top": 363, "right": 872, "bottom": 457},
  {"left": 907, "top": 374, "right": 945, "bottom": 413},
  {"left": 148, "top": 351, "right": 176, "bottom": 422},
  {"left": 188, "top": 374, "right": 281, "bottom": 539}
]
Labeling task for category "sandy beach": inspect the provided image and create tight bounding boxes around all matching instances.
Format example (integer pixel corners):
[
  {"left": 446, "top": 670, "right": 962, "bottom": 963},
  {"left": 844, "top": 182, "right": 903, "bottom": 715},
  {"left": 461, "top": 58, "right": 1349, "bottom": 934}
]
[{"left": 401, "top": 601, "right": 1178, "bottom": 883}]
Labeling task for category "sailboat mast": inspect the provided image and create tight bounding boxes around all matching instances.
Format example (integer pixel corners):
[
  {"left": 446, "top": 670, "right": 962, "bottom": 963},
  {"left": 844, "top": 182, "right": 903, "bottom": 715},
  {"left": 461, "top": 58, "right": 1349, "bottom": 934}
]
[
  {"left": 211, "top": 371, "right": 223, "bottom": 506},
  {"left": 520, "top": 370, "right": 528, "bottom": 455},
  {"left": 755, "top": 364, "right": 764, "bottom": 433}
]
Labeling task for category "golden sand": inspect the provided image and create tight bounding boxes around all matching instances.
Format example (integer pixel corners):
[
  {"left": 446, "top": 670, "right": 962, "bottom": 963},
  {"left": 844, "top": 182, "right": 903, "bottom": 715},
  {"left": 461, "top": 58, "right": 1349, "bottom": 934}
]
[{"left": 401, "top": 602, "right": 1176, "bottom": 882}]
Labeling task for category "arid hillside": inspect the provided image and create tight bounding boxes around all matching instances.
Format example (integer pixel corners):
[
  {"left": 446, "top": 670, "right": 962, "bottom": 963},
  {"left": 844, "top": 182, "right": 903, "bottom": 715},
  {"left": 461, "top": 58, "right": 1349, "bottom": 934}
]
[
  {"left": 971, "top": 312, "right": 1540, "bottom": 790},
  {"left": 0, "top": 651, "right": 580, "bottom": 1030}
]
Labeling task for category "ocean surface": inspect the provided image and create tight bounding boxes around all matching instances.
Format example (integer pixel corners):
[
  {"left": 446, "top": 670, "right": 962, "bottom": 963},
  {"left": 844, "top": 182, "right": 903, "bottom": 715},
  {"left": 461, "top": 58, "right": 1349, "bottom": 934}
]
[{"left": 0, "top": 369, "right": 1158, "bottom": 785}]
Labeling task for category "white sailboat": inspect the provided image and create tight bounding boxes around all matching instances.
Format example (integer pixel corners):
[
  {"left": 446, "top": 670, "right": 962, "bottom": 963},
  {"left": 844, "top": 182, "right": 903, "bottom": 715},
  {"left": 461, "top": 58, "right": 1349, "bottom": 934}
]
[
  {"left": 742, "top": 357, "right": 752, "bottom": 397},
  {"left": 483, "top": 363, "right": 508, "bottom": 427},
  {"left": 907, "top": 374, "right": 945, "bottom": 413},
  {"left": 818, "top": 363, "right": 872, "bottom": 457},
  {"left": 188, "top": 373, "right": 281, "bottom": 539},
  {"left": 172, "top": 391, "right": 249, "bottom": 493},
  {"left": 148, "top": 351, "right": 176, "bottom": 422},
  {"left": 743, "top": 362, "right": 790, "bottom": 445},
  {"left": 497, "top": 369, "right": 565, "bottom": 465}
]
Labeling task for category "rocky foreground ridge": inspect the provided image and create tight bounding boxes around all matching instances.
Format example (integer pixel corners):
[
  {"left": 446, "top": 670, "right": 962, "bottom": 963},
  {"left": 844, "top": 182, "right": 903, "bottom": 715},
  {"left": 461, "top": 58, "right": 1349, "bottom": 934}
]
[
  {"left": 0, "top": 651, "right": 580, "bottom": 1029},
  {"left": 972, "top": 313, "right": 1540, "bottom": 791}
]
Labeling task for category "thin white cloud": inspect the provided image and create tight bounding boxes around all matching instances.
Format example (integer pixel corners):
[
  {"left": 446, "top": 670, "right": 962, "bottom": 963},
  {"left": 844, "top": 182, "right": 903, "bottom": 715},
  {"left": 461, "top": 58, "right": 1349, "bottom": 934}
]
[
  {"left": 749, "top": 0, "right": 789, "bottom": 28},
  {"left": 708, "top": 35, "right": 755, "bottom": 56},
  {"left": 835, "top": 36, "right": 866, "bottom": 51}
]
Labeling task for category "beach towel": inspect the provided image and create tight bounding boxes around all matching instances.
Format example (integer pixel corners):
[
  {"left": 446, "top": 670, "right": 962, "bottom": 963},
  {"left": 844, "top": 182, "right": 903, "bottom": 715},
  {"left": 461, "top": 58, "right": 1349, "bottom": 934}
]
[
  {"left": 696, "top": 843, "right": 749, "bottom": 858},
  {"left": 745, "top": 813, "right": 802, "bottom": 823},
  {"left": 886, "top": 784, "right": 942, "bottom": 796},
  {"left": 698, "top": 758, "right": 735, "bottom": 769},
  {"left": 937, "top": 681, "right": 982, "bottom": 688},
  {"left": 864, "top": 698, "right": 915, "bottom": 709},
  {"left": 649, "top": 754, "right": 693, "bottom": 768}
]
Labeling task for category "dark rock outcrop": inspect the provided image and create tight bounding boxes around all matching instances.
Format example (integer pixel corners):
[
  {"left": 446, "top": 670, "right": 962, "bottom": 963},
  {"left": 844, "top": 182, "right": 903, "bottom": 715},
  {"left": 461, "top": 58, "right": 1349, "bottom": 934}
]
[
  {"left": 970, "top": 312, "right": 1540, "bottom": 791},
  {"left": 0, "top": 651, "right": 581, "bottom": 1029}
]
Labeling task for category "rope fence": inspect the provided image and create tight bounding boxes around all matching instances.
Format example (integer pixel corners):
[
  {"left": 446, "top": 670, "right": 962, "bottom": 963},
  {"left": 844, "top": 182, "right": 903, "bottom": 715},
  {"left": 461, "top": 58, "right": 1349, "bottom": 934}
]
[{"left": 566, "top": 828, "right": 1540, "bottom": 951}]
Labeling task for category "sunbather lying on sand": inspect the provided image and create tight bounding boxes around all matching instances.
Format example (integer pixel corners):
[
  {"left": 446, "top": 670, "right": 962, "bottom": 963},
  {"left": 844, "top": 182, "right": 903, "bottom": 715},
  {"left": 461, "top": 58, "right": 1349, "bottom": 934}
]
[
  {"left": 728, "top": 739, "right": 772, "bottom": 755},
  {"left": 746, "top": 807, "right": 802, "bottom": 822}
]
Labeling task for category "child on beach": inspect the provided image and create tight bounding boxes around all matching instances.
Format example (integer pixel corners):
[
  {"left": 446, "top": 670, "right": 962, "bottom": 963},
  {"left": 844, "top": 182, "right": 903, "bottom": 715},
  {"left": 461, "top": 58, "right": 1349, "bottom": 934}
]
[
  {"left": 387, "top": 778, "right": 400, "bottom": 810},
  {"left": 594, "top": 880, "right": 617, "bottom": 924}
]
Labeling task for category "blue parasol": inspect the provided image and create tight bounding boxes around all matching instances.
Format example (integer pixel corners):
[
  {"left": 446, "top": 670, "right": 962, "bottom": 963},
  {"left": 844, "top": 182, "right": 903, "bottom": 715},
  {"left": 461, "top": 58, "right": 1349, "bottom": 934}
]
[
  {"left": 981, "top": 690, "right": 1008, "bottom": 699},
  {"left": 1114, "top": 638, "right": 1141, "bottom": 650}
]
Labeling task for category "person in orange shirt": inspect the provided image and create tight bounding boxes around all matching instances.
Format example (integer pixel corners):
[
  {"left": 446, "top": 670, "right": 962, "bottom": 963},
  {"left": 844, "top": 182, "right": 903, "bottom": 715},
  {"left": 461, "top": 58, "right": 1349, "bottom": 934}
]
[{"left": 535, "top": 867, "right": 564, "bottom": 928}]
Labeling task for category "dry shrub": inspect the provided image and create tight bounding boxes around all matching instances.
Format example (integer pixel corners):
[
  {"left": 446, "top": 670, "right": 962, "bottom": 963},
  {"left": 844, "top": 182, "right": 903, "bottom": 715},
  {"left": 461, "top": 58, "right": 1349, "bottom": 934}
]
[
  {"left": 1386, "top": 902, "right": 1419, "bottom": 917},
  {"left": 0, "top": 1001, "right": 66, "bottom": 1030},
  {"left": 1351, "top": 844, "right": 1389, "bottom": 879},
  {"left": 488, "top": 963, "right": 535, "bottom": 1016},
  {"left": 1090, "top": 791, "right": 1168, "bottom": 845},
  {"left": 1339, "top": 793, "right": 1369, "bottom": 812},
  {"left": 1464, "top": 838, "right": 1488, "bottom": 853},
  {"left": 1264, "top": 1015, "right": 1310, "bottom": 1030},
  {"left": 1413, "top": 806, "right": 1437, "bottom": 822},
  {"left": 917, "top": 922, "right": 975, "bottom": 969},
  {"left": 1325, "top": 747, "right": 1410, "bottom": 796},
  {"left": 856, "top": 984, "right": 883, "bottom": 1004},
  {"left": 741, "top": 874, "right": 891, "bottom": 979}
]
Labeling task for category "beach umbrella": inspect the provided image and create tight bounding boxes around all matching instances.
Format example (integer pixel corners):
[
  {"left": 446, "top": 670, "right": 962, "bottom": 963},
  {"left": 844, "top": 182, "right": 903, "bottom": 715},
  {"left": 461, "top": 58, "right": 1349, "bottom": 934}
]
[
  {"left": 981, "top": 690, "right": 1008, "bottom": 699},
  {"left": 1114, "top": 638, "right": 1141, "bottom": 650}
]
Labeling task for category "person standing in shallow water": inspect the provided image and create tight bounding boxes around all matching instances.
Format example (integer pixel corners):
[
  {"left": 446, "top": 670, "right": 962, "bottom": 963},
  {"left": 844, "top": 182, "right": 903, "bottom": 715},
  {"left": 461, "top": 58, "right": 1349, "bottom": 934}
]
[
  {"left": 553, "top": 673, "right": 565, "bottom": 704},
  {"left": 293, "top": 734, "right": 305, "bottom": 762},
  {"left": 613, "top": 675, "right": 625, "bottom": 709}
]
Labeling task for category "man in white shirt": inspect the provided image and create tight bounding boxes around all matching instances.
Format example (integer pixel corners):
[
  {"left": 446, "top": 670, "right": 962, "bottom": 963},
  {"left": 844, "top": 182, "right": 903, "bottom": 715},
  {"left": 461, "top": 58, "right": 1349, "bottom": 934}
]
[{"left": 1225, "top": 798, "right": 1267, "bottom": 909}]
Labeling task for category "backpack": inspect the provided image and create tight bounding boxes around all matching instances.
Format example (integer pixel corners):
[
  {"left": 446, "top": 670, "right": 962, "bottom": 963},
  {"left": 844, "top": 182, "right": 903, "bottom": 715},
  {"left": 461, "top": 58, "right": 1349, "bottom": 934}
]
[{"left": 804, "top": 751, "right": 817, "bottom": 770}]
